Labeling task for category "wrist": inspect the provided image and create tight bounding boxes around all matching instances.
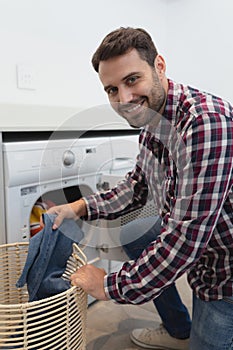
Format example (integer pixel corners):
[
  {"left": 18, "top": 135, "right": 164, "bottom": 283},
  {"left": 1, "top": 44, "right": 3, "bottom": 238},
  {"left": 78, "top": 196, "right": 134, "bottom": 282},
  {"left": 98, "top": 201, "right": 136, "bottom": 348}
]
[{"left": 70, "top": 199, "right": 87, "bottom": 217}]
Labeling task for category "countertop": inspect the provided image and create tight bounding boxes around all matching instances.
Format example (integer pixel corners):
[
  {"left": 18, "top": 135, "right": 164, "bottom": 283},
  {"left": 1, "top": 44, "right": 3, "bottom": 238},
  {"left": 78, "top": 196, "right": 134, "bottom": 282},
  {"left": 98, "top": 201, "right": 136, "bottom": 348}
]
[{"left": 0, "top": 103, "right": 131, "bottom": 132}]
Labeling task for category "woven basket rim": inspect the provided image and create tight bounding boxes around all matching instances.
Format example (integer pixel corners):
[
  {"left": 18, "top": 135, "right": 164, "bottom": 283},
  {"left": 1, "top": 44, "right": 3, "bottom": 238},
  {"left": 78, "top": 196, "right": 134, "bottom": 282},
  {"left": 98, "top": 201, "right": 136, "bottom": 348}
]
[
  {"left": 0, "top": 285, "right": 82, "bottom": 307},
  {"left": 0, "top": 241, "right": 29, "bottom": 248}
]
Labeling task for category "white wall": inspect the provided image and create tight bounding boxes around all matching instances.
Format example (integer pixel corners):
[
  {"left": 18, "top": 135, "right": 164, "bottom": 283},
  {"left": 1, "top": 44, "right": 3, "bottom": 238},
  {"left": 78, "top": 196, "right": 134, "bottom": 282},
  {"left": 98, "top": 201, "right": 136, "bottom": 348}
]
[
  {"left": 0, "top": 0, "right": 232, "bottom": 117},
  {"left": 163, "top": 0, "right": 233, "bottom": 102},
  {"left": 0, "top": 0, "right": 167, "bottom": 110}
]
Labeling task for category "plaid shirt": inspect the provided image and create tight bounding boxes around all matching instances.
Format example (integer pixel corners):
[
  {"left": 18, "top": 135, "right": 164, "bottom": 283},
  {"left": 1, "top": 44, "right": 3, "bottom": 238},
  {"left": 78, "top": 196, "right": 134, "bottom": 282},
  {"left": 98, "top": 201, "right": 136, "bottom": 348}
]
[{"left": 84, "top": 79, "right": 233, "bottom": 303}]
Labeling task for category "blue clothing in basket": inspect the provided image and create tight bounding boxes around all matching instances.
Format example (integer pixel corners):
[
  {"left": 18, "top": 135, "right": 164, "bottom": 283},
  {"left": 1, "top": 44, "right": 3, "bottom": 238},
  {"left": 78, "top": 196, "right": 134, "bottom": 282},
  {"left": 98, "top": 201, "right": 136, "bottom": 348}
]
[{"left": 16, "top": 213, "right": 84, "bottom": 301}]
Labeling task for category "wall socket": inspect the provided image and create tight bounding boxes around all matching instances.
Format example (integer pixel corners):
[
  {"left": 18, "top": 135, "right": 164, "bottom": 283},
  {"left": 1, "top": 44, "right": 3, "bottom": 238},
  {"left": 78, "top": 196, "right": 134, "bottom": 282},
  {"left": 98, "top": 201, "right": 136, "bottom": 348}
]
[{"left": 16, "top": 63, "right": 36, "bottom": 90}]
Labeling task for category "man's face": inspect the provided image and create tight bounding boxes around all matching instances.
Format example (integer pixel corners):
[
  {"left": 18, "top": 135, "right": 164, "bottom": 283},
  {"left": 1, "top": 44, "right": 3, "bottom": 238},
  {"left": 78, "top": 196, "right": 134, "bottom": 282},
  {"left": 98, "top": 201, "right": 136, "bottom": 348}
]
[{"left": 98, "top": 49, "right": 167, "bottom": 128}]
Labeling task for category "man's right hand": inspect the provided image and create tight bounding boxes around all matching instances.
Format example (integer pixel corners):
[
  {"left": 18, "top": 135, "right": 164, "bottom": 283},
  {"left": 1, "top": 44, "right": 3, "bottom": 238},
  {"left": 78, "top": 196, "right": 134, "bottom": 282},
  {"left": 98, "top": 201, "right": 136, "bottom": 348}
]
[{"left": 44, "top": 199, "right": 87, "bottom": 230}]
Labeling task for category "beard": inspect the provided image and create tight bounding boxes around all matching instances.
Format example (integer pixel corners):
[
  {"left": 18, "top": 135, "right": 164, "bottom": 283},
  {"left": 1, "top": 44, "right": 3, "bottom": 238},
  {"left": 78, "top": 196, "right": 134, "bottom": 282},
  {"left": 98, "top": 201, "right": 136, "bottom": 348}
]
[
  {"left": 127, "top": 80, "right": 166, "bottom": 128},
  {"left": 148, "top": 70, "right": 167, "bottom": 114}
]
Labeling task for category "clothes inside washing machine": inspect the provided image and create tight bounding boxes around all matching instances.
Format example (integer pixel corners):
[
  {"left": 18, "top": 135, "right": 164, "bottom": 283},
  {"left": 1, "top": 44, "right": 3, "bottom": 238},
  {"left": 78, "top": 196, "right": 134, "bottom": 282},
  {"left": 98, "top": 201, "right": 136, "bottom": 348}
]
[{"left": 30, "top": 198, "right": 56, "bottom": 236}]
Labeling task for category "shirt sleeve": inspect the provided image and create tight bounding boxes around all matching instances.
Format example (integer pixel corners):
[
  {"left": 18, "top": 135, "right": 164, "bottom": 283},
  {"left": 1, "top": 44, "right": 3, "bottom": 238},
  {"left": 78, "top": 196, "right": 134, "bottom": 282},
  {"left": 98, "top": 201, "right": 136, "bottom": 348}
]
[
  {"left": 105, "top": 112, "right": 233, "bottom": 304},
  {"left": 83, "top": 160, "right": 149, "bottom": 221}
]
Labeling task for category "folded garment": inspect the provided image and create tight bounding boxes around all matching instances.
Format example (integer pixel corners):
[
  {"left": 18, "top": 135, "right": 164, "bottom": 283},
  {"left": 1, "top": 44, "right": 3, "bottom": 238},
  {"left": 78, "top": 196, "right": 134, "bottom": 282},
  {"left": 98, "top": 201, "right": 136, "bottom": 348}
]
[{"left": 16, "top": 213, "right": 84, "bottom": 301}]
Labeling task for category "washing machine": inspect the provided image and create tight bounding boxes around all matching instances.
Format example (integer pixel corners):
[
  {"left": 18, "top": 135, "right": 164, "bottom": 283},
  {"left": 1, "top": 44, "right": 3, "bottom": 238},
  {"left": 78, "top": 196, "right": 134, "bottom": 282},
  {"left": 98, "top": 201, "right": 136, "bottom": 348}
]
[{"left": 2, "top": 130, "right": 145, "bottom": 266}]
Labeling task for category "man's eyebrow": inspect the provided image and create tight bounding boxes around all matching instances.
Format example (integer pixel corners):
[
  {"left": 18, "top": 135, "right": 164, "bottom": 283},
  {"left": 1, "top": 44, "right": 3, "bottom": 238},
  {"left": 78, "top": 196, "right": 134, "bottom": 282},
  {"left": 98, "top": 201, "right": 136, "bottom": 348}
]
[
  {"left": 104, "top": 72, "right": 140, "bottom": 92},
  {"left": 122, "top": 72, "right": 139, "bottom": 81},
  {"left": 104, "top": 84, "right": 113, "bottom": 92}
]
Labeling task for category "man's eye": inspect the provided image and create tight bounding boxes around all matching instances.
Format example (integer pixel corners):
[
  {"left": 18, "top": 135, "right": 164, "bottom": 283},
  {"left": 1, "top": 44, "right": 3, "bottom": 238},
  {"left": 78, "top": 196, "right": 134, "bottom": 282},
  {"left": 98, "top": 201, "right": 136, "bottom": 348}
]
[
  {"left": 107, "top": 87, "right": 118, "bottom": 95},
  {"left": 127, "top": 76, "right": 138, "bottom": 85}
]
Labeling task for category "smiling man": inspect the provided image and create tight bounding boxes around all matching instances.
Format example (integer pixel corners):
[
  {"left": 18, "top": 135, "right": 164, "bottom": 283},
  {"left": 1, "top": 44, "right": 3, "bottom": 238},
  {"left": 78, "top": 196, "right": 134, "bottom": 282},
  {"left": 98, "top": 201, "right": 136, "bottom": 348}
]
[{"left": 47, "top": 27, "right": 233, "bottom": 350}]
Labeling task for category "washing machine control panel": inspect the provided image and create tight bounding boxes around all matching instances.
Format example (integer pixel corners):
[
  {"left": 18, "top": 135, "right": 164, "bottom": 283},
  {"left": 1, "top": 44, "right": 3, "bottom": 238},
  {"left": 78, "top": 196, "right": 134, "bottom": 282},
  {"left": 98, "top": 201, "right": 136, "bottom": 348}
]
[{"left": 3, "top": 137, "right": 114, "bottom": 187}]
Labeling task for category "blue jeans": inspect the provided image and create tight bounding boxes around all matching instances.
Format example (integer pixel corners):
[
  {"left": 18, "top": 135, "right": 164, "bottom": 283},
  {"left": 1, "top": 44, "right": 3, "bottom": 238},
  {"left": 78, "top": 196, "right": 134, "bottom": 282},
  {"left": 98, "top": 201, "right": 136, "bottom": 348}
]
[
  {"left": 120, "top": 216, "right": 191, "bottom": 339},
  {"left": 17, "top": 214, "right": 84, "bottom": 301},
  {"left": 190, "top": 294, "right": 233, "bottom": 350}
]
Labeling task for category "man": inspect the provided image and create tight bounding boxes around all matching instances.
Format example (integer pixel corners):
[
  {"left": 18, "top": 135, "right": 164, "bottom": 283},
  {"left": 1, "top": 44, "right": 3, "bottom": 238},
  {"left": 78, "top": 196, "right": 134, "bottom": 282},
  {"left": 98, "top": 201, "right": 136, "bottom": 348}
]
[{"left": 47, "top": 28, "right": 233, "bottom": 350}]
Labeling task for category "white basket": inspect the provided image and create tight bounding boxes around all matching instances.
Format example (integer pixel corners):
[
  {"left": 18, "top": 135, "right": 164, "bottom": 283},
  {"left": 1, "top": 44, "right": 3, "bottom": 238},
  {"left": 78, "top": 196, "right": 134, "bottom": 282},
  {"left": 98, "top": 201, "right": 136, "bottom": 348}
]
[{"left": 0, "top": 242, "right": 87, "bottom": 350}]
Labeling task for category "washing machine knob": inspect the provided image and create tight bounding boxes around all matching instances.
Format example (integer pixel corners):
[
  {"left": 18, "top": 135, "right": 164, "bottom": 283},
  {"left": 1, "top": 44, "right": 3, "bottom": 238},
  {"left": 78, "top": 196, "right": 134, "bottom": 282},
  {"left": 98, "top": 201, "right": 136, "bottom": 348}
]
[{"left": 63, "top": 150, "right": 75, "bottom": 166}]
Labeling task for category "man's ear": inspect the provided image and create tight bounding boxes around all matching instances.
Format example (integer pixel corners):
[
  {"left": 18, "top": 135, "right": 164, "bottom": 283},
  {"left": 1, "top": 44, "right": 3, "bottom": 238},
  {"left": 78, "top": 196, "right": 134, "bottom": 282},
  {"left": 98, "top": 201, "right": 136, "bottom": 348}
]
[{"left": 154, "top": 54, "right": 166, "bottom": 80}]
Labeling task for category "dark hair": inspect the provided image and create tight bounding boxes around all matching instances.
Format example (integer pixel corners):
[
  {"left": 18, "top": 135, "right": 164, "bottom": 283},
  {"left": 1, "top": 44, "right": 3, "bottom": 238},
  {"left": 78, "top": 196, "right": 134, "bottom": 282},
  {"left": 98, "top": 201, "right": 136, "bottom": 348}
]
[{"left": 92, "top": 27, "right": 158, "bottom": 72}]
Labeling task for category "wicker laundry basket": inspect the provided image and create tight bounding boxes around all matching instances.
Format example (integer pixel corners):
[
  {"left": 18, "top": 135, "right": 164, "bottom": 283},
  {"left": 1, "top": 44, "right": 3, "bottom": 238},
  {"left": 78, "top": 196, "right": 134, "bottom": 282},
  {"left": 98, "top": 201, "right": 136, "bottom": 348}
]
[{"left": 0, "top": 242, "right": 87, "bottom": 350}]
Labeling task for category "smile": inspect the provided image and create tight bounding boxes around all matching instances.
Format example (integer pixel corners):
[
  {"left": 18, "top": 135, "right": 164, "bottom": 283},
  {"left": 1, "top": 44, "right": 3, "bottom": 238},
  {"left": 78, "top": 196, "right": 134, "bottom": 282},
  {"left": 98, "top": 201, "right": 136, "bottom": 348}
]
[
  {"left": 127, "top": 103, "right": 142, "bottom": 113},
  {"left": 124, "top": 98, "right": 146, "bottom": 114}
]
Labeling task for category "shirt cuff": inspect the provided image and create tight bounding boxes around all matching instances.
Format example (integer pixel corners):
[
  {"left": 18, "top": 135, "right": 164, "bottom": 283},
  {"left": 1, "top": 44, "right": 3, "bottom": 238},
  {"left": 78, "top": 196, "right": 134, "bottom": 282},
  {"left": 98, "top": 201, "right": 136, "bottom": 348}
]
[
  {"left": 103, "top": 274, "right": 111, "bottom": 299},
  {"left": 82, "top": 195, "right": 99, "bottom": 220},
  {"left": 104, "top": 273, "right": 127, "bottom": 304}
]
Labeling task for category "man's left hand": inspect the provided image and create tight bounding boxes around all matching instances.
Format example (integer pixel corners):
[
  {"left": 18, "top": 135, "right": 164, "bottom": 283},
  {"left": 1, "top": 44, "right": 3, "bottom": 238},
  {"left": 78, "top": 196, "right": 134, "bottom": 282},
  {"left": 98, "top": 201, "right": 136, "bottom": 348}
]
[{"left": 71, "top": 264, "right": 109, "bottom": 301}]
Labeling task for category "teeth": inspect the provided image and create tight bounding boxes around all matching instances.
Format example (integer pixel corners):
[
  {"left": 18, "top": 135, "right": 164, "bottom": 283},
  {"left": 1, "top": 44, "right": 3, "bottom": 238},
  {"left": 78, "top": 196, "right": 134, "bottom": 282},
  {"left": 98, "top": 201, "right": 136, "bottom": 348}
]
[{"left": 127, "top": 104, "right": 141, "bottom": 113}]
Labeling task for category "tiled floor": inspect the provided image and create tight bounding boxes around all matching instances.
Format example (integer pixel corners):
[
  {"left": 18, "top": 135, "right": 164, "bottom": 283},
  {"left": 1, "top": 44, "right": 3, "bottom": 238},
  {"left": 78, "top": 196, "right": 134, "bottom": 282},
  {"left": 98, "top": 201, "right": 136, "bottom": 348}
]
[{"left": 86, "top": 274, "right": 192, "bottom": 349}]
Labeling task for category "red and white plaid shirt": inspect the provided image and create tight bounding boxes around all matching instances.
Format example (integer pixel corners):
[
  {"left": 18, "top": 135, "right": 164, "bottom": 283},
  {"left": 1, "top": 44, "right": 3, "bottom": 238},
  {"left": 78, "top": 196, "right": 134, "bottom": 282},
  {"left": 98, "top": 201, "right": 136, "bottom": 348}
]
[{"left": 84, "top": 79, "right": 233, "bottom": 303}]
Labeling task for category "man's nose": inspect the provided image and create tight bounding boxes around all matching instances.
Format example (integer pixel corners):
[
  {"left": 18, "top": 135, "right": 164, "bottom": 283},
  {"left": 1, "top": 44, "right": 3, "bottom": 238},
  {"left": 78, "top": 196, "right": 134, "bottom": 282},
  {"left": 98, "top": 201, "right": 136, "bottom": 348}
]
[{"left": 118, "top": 87, "right": 133, "bottom": 104}]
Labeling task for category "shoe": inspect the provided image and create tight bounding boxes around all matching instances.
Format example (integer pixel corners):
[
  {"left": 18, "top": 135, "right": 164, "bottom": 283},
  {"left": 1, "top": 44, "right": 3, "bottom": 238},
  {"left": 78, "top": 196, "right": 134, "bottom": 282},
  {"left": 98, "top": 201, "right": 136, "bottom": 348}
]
[{"left": 130, "top": 324, "right": 189, "bottom": 349}]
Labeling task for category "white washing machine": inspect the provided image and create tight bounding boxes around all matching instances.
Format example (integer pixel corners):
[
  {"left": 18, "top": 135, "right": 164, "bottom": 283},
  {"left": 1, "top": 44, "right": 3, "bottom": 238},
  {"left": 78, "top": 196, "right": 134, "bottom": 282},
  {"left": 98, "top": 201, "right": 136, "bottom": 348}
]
[{"left": 2, "top": 131, "right": 143, "bottom": 265}]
